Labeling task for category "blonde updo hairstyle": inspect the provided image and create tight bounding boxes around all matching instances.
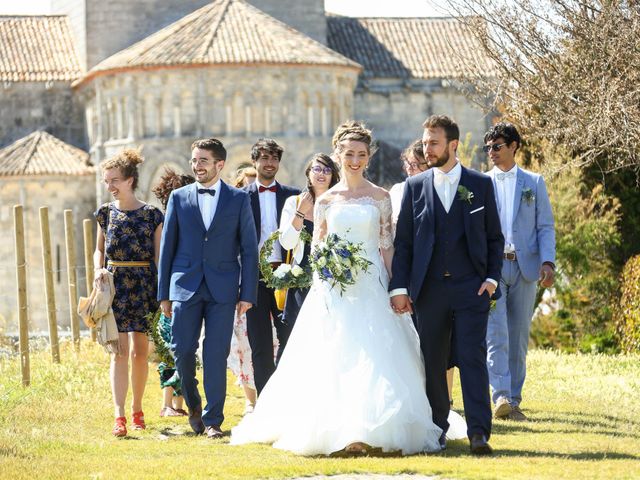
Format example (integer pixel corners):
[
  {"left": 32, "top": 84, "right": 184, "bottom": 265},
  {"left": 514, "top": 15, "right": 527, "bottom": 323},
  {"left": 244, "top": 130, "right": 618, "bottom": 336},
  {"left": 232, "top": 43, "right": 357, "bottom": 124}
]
[
  {"left": 100, "top": 149, "right": 144, "bottom": 190},
  {"left": 332, "top": 120, "right": 374, "bottom": 154}
]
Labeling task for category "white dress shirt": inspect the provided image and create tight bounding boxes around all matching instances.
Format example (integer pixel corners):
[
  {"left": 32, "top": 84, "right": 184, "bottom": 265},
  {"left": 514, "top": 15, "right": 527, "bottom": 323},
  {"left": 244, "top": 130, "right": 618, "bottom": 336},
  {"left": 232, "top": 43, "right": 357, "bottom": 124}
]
[
  {"left": 433, "top": 161, "right": 461, "bottom": 213},
  {"left": 492, "top": 165, "right": 518, "bottom": 253},
  {"left": 258, "top": 181, "right": 282, "bottom": 263},
  {"left": 196, "top": 179, "right": 220, "bottom": 231}
]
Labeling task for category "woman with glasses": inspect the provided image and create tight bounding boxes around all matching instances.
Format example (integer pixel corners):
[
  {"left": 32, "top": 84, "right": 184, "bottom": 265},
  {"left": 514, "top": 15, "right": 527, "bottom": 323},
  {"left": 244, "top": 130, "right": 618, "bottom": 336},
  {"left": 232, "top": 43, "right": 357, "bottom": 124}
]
[
  {"left": 278, "top": 153, "right": 340, "bottom": 328},
  {"left": 389, "top": 139, "right": 429, "bottom": 228}
]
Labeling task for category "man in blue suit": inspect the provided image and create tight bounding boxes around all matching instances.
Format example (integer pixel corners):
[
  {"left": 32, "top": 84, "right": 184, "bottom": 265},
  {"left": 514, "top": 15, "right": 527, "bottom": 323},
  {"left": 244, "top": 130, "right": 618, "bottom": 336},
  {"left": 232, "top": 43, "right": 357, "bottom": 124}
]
[
  {"left": 390, "top": 115, "right": 504, "bottom": 455},
  {"left": 483, "top": 123, "right": 555, "bottom": 422},
  {"left": 158, "top": 138, "right": 258, "bottom": 438}
]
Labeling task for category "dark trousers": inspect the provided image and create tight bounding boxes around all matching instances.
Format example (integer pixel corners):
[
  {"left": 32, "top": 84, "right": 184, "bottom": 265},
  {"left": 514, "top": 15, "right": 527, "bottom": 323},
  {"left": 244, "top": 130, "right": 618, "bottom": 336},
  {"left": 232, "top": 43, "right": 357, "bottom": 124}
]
[
  {"left": 245, "top": 280, "right": 291, "bottom": 395},
  {"left": 170, "top": 281, "right": 235, "bottom": 427},
  {"left": 415, "top": 274, "right": 493, "bottom": 439}
]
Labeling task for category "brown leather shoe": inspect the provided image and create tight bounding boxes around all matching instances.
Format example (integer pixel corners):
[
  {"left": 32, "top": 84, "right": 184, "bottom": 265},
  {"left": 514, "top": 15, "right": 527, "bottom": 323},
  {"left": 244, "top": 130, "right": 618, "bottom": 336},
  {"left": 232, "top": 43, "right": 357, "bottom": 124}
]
[
  {"left": 470, "top": 434, "right": 493, "bottom": 455},
  {"left": 188, "top": 405, "right": 205, "bottom": 435},
  {"left": 205, "top": 425, "right": 224, "bottom": 439},
  {"left": 508, "top": 405, "right": 528, "bottom": 421},
  {"left": 494, "top": 396, "right": 512, "bottom": 419}
]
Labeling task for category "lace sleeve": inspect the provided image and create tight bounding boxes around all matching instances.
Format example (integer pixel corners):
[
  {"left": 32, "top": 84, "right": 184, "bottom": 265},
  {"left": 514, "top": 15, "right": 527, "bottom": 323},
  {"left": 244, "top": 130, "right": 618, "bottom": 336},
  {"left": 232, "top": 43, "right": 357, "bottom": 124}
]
[
  {"left": 378, "top": 196, "right": 394, "bottom": 250},
  {"left": 312, "top": 201, "right": 328, "bottom": 246}
]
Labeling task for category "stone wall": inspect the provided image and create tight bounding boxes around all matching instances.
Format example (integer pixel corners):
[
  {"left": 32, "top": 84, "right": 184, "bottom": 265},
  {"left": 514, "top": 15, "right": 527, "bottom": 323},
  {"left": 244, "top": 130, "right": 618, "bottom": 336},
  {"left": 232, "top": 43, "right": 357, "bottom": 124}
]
[
  {"left": 354, "top": 81, "right": 494, "bottom": 167},
  {"left": 0, "top": 175, "right": 96, "bottom": 334},
  {"left": 0, "top": 82, "right": 86, "bottom": 149},
  {"left": 79, "top": 64, "right": 359, "bottom": 198},
  {"left": 247, "top": 0, "right": 327, "bottom": 44},
  {"left": 52, "top": 0, "right": 210, "bottom": 70}
]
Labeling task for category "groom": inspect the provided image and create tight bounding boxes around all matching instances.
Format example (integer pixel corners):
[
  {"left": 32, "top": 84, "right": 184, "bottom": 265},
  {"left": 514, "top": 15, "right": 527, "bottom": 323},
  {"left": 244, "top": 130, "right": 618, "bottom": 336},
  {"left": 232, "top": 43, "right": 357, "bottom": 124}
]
[
  {"left": 158, "top": 138, "right": 258, "bottom": 438},
  {"left": 390, "top": 115, "right": 504, "bottom": 454}
]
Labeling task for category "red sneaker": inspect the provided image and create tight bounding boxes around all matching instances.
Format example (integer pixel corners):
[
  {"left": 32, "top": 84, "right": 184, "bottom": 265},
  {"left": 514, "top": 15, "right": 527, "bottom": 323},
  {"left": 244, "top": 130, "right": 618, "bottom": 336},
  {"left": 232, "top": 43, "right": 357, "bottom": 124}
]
[
  {"left": 132, "top": 411, "right": 146, "bottom": 430},
  {"left": 112, "top": 417, "right": 127, "bottom": 437}
]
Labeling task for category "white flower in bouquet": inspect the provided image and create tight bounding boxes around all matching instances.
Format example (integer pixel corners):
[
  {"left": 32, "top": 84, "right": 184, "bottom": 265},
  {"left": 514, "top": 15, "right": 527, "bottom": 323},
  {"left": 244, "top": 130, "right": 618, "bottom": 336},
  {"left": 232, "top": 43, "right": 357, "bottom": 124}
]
[
  {"left": 333, "top": 263, "right": 344, "bottom": 275},
  {"left": 291, "top": 265, "right": 304, "bottom": 277},
  {"left": 273, "top": 263, "right": 292, "bottom": 279},
  {"left": 317, "top": 256, "right": 327, "bottom": 267},
  {"left": 340, "top": 256, "right": 352, "bottom": 267}
]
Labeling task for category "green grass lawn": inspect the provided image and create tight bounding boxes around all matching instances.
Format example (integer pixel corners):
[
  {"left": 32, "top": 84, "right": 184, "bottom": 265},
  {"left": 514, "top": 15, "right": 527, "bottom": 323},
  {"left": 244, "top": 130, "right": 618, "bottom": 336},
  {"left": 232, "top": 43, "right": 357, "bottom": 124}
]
[{"left": 0, "top": 341, "right": 638, "bottom": 480}]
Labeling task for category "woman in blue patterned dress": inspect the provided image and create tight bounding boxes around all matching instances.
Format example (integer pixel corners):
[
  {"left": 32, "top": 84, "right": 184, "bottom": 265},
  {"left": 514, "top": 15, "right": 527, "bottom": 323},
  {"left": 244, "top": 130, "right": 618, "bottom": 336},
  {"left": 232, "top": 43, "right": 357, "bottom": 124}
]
[{"left": 93, "top": 149, "right": 164, "bottom": 437}]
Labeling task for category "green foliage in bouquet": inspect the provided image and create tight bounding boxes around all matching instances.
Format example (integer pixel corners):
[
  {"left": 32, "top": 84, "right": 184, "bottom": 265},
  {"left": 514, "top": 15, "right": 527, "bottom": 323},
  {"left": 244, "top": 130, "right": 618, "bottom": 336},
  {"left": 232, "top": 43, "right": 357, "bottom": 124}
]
[
  {"left": 259, "top": 227, "right": 313, "bottom": 290},
  {"left": 310, "top": 232, "right": 372, "bottom": 295}
]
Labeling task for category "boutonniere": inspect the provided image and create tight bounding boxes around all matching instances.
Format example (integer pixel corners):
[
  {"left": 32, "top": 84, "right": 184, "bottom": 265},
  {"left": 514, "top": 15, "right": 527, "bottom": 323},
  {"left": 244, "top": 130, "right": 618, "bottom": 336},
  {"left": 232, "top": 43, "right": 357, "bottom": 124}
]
[
  {"left": 457, "top": 185, "right": 475, "bottom": 205},
  {"left": 522, "top": 187, "right": 535, "bottom": 205}
]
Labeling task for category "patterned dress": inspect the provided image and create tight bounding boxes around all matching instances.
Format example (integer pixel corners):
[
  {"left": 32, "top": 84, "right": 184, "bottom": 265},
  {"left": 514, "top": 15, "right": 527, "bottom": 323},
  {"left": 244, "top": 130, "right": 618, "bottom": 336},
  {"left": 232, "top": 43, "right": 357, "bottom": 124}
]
[{"left": 94, "top": 203, "right": 164, "bottom": 333}]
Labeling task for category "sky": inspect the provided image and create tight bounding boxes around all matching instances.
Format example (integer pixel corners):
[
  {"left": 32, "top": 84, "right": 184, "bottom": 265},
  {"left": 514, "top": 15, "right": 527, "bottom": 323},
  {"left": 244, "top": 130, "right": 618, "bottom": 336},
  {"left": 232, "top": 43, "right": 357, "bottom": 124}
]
[{"left": 0, "top": 0, "right": 451, "bottom": 16}]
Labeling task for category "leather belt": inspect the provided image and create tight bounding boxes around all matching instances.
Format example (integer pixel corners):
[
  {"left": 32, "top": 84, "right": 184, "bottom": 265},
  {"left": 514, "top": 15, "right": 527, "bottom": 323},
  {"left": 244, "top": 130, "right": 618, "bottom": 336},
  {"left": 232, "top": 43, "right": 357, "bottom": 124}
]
[
  {"left": 503, "top": 252, "right": 517, "bottom": 261},
  {"left": 107, "top": 260, "right": 151, "bottom": 267}
]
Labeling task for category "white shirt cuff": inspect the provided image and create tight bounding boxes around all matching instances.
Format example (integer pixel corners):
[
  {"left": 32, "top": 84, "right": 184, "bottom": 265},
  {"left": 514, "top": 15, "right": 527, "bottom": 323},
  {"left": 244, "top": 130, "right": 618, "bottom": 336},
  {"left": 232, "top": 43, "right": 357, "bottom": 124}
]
[
  {"left": 485, "top": 278, "right": 498, "bottom": 288},
  {"left": 389, "top": 288, "right": 408, "bottom": 297}
]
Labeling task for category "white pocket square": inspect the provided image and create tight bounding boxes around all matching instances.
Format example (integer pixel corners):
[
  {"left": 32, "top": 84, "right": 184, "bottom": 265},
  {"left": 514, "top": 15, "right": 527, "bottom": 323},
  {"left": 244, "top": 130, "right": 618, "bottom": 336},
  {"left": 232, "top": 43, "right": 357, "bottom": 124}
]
[{"left": 470, "top": 206, "right": 485, "bottom": 214}]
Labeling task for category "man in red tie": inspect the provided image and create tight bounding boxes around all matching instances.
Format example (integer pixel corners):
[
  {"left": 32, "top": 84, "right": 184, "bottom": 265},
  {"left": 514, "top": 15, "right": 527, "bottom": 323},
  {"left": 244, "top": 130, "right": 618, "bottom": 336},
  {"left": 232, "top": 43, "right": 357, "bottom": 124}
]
[{"left": 245, "top": 138, "right": 300, "bottom": 395}]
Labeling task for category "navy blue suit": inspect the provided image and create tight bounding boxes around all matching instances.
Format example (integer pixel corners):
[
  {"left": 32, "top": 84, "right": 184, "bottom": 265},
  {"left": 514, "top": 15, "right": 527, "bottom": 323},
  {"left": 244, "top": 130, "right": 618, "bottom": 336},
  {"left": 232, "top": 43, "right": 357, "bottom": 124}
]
[
  {"left": 390, "top": 166, "right": 504, "bottom": 439},
  {"left": 158, "top": 181, "right": 258, "bottom": 427},
  {"left": 244, "top": 180, "right": 300, "bottom": 394}
]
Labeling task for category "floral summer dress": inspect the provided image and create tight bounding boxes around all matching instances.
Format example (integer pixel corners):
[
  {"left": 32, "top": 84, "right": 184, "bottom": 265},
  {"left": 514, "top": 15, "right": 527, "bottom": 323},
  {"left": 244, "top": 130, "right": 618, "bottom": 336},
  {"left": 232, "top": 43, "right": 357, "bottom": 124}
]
[{"left": 95, "top": 203, "right": 164, "bottom": 333}]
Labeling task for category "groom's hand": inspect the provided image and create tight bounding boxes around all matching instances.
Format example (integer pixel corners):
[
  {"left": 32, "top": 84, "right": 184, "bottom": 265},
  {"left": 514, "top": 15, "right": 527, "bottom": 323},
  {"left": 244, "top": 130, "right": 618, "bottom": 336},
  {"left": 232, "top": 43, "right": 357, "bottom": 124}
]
[
  {"left": 539, "top": 264, "right": 555, "bottom": 288},
  {"left": 477, "top": 281, "right": 496, "bottom": 298},
  {"left": 236, "top": 301, "right": 252, "bottom": 317},
  {"left": 391, "top": 294, "right": 413, "bottom": 315}
]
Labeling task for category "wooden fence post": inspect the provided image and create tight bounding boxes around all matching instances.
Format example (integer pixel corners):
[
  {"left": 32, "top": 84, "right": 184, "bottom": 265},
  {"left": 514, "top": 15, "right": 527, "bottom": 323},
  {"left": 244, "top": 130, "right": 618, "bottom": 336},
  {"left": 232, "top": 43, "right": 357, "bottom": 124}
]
[
  {"left": 64, "top": 209, "right": 80, "bottom": 351},
  {"left": 14, "top": 205, "right": 30, "bottom": 386},
  {"left": 82, "top": 219, "right": 96, "bottom": 342},
  {"left": 39, "top": 207, "right": 60, "bottom": 363}
]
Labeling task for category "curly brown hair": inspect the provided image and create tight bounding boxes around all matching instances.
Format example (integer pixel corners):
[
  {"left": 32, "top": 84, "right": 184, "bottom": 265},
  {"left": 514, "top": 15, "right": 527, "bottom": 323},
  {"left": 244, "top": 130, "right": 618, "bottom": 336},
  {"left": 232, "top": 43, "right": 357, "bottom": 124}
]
[
  {"left": 152, "top": 168, "right": 195, "bottom": 209},
  {"left": 100, "top": 149, "right": 144, "bottom": 190}
]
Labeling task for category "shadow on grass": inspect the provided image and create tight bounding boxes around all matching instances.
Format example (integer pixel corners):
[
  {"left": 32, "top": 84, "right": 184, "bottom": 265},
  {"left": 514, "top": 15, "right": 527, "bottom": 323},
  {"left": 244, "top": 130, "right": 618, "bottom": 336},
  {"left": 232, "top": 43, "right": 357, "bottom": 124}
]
[{"left": 493, "top": 421, "right": 640, "bottom": 439}]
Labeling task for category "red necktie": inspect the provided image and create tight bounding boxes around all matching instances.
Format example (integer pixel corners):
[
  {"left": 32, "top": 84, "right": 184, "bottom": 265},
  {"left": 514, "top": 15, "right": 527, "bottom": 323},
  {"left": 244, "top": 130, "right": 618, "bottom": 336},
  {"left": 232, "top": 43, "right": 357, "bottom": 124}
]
[{"left": 258, "top": 185, "right": 278, "bottom": 193}]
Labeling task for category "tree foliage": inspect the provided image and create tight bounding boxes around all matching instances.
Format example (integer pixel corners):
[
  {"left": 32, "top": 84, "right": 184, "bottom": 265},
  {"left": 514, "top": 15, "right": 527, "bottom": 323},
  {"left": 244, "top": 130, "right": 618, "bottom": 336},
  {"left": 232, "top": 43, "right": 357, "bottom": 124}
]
[{"left": 448, "top": 0, "right": 640, "bottom": 175}]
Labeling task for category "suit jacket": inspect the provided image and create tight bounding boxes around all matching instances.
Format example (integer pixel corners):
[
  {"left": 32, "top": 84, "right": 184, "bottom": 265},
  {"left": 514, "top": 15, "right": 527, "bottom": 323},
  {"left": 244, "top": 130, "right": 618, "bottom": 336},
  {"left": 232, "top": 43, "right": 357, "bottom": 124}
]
[
  {"left": 157, "top": 181, "right": 258, "bottom": 304},
  {"left": 245, "top": 181, "right": 301, "bottom": 261},
  {"left": 486, "top": 167, "right": 555, "bottom": 282},
  {"left": 390, "top": 165, "right": 504, "bottom": 301}
]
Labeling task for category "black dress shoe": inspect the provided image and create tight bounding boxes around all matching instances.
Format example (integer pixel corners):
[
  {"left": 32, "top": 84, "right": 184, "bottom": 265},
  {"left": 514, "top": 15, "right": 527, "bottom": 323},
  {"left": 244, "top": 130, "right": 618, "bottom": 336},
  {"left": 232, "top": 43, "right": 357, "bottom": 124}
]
[
  {"left": 188, "top": 405, "right": 205, "bottom": 435},
  {"left": 205, "top": 425, "right": 223, "bottom": 439},
  {"left": 469, "top": 433, "right": 493, "bottom": 455},
  {"left": 438, "top": 432, "right": 447, "bottom": 451}
]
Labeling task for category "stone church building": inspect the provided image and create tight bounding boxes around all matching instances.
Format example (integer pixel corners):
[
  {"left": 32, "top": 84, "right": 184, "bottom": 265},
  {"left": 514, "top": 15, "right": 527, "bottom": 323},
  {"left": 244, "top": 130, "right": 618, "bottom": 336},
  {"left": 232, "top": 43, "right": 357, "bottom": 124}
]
[{"left": 0, "top": 0, "right": 493, "bottom": 332}]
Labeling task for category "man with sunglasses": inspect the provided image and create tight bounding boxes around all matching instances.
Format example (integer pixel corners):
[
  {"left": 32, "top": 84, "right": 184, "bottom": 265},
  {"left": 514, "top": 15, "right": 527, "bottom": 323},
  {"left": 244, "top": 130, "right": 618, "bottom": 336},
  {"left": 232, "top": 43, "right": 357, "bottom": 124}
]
[{"left": 484, "top": 123, "right": 556, "bottom": 422}]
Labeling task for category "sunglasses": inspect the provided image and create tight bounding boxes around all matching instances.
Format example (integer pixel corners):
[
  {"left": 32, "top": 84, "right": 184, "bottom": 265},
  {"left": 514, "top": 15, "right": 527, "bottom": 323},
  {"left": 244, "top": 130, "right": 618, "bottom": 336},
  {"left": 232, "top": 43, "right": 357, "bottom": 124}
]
[
  {"left": 310, "top": 165, "right": 333, "bottom": 175},
  {"left": 482, "top": 142, "right": 508, "bottom": 153}
]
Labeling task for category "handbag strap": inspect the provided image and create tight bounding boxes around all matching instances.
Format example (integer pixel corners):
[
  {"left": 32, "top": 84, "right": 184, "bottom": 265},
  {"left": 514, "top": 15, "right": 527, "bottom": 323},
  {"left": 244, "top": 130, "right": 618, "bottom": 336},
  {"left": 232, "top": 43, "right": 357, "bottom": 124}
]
[{"left": 284, "top": 195, "right": 301, "bottom": 266}]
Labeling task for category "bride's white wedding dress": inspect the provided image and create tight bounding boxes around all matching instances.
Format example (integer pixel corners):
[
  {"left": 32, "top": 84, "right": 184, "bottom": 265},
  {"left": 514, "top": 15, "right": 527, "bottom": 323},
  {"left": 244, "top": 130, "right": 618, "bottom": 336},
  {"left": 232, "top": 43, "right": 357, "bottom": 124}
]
[{"left": 231, "top": 197, "right": 444, "bottom": 455}]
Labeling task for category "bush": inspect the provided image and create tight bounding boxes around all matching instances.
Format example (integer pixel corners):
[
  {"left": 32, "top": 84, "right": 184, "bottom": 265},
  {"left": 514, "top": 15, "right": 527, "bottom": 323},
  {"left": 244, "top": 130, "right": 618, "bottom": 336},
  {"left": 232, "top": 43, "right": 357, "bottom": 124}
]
[{"left": 616, "top": 255, "right": 640, "bottom": 353}]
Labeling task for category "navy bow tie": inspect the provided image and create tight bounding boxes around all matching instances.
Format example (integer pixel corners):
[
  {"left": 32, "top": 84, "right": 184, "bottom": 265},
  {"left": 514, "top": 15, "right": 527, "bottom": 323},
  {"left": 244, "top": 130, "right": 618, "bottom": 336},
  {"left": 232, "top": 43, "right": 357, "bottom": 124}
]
[{"left": 198, "top": 188, "right": 216, "bottom": 196}]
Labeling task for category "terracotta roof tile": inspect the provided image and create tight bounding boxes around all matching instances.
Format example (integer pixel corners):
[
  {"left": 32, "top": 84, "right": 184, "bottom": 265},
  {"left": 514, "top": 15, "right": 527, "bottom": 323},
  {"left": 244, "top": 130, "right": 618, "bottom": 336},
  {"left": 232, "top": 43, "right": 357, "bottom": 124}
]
[
  {"left": 0, "top": 15, "right": 82, "bottom": 82},
  {"left": 0, "top": 131, "right": 93, "bottom": 176},
  {"left": 327, "top": 16, "right": 494, "bottom": 80},
  {"left": 82, "top": 0, "right": 359, "bottom": 83}
]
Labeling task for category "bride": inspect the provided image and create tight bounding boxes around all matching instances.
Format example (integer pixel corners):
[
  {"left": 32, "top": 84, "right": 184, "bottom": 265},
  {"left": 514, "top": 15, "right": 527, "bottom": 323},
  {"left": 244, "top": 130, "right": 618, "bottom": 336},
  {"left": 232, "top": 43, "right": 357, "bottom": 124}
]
[{"left": 231, "top": 121, "right": 444, "bottom": 455}]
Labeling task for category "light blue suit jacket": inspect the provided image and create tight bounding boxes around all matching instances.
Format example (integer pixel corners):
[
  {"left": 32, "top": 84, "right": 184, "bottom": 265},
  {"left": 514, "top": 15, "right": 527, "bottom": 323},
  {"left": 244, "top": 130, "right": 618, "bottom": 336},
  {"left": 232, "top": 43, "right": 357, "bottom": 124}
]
[
  {"left": 157, "top": 181, "right": 258, "bottom": 304},
  {"left": 486, "top": 167, "right": 555, "bottom": 282}
]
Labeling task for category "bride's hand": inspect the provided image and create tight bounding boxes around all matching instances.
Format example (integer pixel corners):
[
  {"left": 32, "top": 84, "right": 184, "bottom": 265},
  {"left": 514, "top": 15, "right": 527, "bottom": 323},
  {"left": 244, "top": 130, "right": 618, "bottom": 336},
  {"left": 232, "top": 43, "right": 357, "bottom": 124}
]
[{"left": 391, "top": 294, "right": 413, "bottom": 315}]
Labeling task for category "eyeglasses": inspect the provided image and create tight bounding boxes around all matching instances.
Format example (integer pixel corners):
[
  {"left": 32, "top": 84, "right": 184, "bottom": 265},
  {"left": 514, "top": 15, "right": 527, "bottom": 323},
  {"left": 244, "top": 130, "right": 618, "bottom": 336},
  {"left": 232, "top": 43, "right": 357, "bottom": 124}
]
[
  {"left": 482, "top": 142, "right": 508, "bottom": 153},
  {"left": 310, "top": 165, "right": 333, "bottom": 175},
  {"left": 403, "top": 160, "right": 428, "bottom": 169}
]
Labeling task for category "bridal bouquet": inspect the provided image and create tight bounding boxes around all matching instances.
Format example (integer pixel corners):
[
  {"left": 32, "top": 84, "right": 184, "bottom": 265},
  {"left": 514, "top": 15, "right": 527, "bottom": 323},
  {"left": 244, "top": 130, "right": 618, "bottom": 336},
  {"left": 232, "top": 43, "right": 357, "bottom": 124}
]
[
  {"left": 310, "top": 233, "right": 372, "bottom": 294},
  {"left": 259, "top": 228, "right": 313, "bottom": 291}
]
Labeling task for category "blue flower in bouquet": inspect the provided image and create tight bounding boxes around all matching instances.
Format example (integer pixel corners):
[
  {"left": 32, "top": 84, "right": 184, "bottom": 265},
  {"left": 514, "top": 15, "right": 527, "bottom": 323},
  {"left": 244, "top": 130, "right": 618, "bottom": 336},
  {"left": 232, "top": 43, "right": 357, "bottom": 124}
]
[{"left": 310, "top": 231, "right": 372, "bottom": 295}]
